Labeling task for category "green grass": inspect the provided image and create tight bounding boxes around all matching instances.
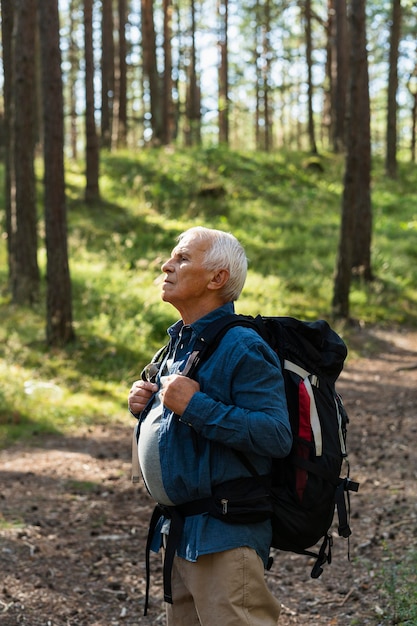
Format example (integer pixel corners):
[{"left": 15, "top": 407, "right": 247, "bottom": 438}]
[
  {"left": 1, "top": 147, "right": 417, "bottom": 446},
  {"left": 380, "top": 547, "right": 417, "bottom": 624}
]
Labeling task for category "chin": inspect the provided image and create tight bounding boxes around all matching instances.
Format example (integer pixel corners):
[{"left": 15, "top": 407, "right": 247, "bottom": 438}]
[{"left": 161, "top": 291, "right": 173, "bottom": 303}]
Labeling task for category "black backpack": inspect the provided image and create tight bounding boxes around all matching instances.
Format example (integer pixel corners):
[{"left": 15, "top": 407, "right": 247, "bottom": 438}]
[{"left": 184, "top": 313, "right": 359, "bottom": 578}]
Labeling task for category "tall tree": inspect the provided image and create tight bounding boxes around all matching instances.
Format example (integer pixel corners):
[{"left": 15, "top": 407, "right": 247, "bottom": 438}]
[
  {"left": 141, "top": 0, "right": 163, "bottom": 143},
  {"left": 184, "top": 0, "right": 201, "bottom": 146},
  {"left": 263, "top": 0, "right": 273, "bottom": 151},
  {"left": 254, "top": 0, "right": 262, "bottom": 150},
  {"left": 304, "top": 0, "right": 318, "bottom": 154},
  {"left": 333, "top": 0, "right": 371, "bottom": 318},
  {"left": 352, "top": 16, "right": 372, "bottom": 279},
  {"left": 84, "top": 0, "right": 100, "bottom": 201},
  {"left": 5, "top": 0, "right": 40, "bottom": 304},
  {"left": 1, "top": 0, "right": 15, "bottom": 288},
  {"left": 162, "top": 0, "right": 175, "bottom": 144},
  {"left": 352, "top": 53, "right": 374, "bottom": 281},
  {"left": 38, "top": 0, "right": 75, "bottom": 345},
  {"left": 324, "top": 0, "right": 334, "bottom": 146},
  {"left": 385, "top": 0, "right": 401, "bottom": 178},
  {"left": 332, "top": 0, "right": 349, "bottom": 152},
  {"left": 254, "top": 0, "right": 273, "bottom": 151},
  {"left": 218, "top": 0, "right": 229, "bottom": 144},
  {"left": 116, "top": 0, "right": 128, "bottom": 147},
  {"left": 68, "top": 0, "right": 81, "bottom": 159},
  {"left": 408, "top": 64, "right": 417, "bottom": 162},
  {"left": 101, "top": 0, "right": 115, "bottom": 149}
]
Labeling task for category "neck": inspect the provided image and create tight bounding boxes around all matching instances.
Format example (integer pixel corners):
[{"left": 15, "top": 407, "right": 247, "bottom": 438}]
[{"left": 177, "top": 299, "right": 226, "bottom": 325}]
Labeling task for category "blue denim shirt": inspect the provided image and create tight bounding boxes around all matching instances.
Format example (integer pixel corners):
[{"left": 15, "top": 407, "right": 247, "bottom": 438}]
[{"left": 140, "top": 302, "right": 292, "bottom": 566}]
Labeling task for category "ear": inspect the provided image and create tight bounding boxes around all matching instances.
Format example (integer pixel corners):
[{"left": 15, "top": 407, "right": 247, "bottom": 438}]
[{"left": 208, "top": 269, "right": 229, "bottom": 291}]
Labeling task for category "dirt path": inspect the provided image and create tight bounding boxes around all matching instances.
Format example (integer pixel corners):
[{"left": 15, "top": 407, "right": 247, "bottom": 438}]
[{"left": 1, "top": 327, "right": 417, "bottom": 625}]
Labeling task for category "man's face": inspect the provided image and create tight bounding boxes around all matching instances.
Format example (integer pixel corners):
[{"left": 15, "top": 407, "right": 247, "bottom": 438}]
[{"left": 160, "top": 235, "right": 214, "bottom": 310}]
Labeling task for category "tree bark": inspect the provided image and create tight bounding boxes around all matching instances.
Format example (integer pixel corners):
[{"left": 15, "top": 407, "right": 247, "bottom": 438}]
[
  {"left": 84, "top": 0, "right": 100, "bottom": 201},
  {"left": 385, "top": 0, "right": 401, "bottom": 178},
  {"left": 305, "top": 0, "right": 318, "bottom": 154},
  {"left": 408, "top": 67, "right": 417, "bottom": 162},
  {"left": 333, "top": 0, "right": 371, "bottom": 318},
  {"left": 162, "top": 0, "right": 174, "bottom": 144},
  {"left": 333, "top": 0, "right": 348, "bottom": 152},
  {"left": 254, "top": 0, "right": 272, "bottom": 151},
  {"left": 101, "top": 0, "right": 115, "bottom": 149},
  {"left": 38, "top": 0, "right": 75, "bottom": 345},
  {"left": 2, "top": 0, "right": 15, "bottom": 290},
  {"left": 68, "top": 0, "right": 80, "bottom": 159},
  {"left": 141, "top": 0, "right": 163, "bottom": 143},
  {"left": 8, "top": 0, "right": 40, "bottom": 304},
  {"left": 352, "top": 14, "right": 372, "bottom": 280},
  {"left": 218, "top": 0, "right": 229, "bottom": 145},
  {"left": 116, "top": 0, "right": 128, "bottom": 147},
  {"left": 184, "top": 0, "right": 201, "bottom": 146}
]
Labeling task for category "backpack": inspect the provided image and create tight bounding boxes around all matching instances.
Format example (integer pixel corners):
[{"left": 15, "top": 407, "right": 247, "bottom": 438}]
[{"left": 183, "top": 313, "right": 359, "bottom": 578}]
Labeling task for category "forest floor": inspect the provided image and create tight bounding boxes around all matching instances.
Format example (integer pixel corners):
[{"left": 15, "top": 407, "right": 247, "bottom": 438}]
[{"left": 1, "top": 325, "right": 417, "bottom": 626}]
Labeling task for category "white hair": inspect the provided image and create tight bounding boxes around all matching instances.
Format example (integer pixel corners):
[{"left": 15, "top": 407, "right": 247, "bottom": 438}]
[{"left": 177, "top": 227, "right": 248, "bottom": 302}]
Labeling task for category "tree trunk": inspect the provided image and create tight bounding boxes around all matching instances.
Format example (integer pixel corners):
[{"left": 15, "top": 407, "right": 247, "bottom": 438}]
[
  {"left": 333, "top": 0, "right": 348, "bottom": 152},
  {"left": 162, "top": 0, "right": 174, "bottom": 145},
  {"left": 254, "top": 0, "right": 261, "bottom": 151},
  {"left": 305, "top": 0, "right": 317, "bottom": 154},
  {"left": 333, "top": 0, "right": 371, "bottom": 318},
  {"left": 409, "top": 67, "right": 417, "bottom": 162},
  {"left": 323, "top": 0, "right": 333, "bottom": 147},
  {"left": 254, "top": 0, "right": 272, "bottom": 151},
  {"left": 385, "top": 0, "right": 401, "bottom": 178},
  {"left": 184, "top": 0, "right": 201, "bottom": 146},
  {"left": 101, "top": 0, "right": 115, "bottom": 149},
  {"left": 218, "top": 0, "right": 229, "bottom": 145},
  {"left": 84, "top": 0, "right": 100, "bottom": 201},
  {"left": 117, "top": 0, "right": 128, "bottom": 147},
  {"left": 10, "top": 0, "right": 40, "bottom": 304},
  {"left": 352, "top": 11, "right": 372, "bottom": 280},
  {"left": 38, "top": 0, "right": 75, "bottom": 345},
  {"left": 141, "top": 0, "right": 163, "bottom": 143},
  {"left": 1, "top": 0, "right": 15, "bottom": 288},
  {"left": 68, "top": 0, "right": 80, "bottom": 159},
  {"left": 263, "top": 0, "right": 272, "bottom": 151},
  {"left": 172, "top": 1, "right": 184, "bottom": 141}
]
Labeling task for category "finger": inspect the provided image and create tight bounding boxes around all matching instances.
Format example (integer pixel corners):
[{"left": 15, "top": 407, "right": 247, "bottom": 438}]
[
  {"left": 130, "top": 380, "right": 158, "bottom": 394},
  {"left": 128, "top": 381, "right": 158, "bottom": 413}
]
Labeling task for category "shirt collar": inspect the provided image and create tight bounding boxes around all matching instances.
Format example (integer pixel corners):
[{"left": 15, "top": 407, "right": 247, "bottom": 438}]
[{"left": 167, "top": 302, "right": 236, "bottom": 342}]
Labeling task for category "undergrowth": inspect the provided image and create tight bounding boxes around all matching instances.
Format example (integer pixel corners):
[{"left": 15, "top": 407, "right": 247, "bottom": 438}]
[
  {"left": 379, "top": 547, "right": 417, "bottom": 625},
  {"left": 0, "top": 147, "right": 417, "bottom": 446}
]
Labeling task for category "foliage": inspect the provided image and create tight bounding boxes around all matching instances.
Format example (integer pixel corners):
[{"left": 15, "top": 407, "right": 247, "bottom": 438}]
[
  {"left": 1, "top": 148, "right": 417, "bottom": 447},
  {"left": 379, "top": 547, "right": 417, "bottom": 624}
]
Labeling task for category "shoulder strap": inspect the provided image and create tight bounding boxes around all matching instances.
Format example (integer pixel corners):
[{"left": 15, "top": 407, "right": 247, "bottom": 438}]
[
  {"left": 183, "top": 314, "right": 272, "bottom": 478},
  {"left": 185, "top": 313, "right": 265, "bottom": 378}
]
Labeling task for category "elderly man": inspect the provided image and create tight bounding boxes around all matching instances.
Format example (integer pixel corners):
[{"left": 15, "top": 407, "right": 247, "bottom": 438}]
[{"left": 128, "top": 227, "right": 291, "bottom": 625}]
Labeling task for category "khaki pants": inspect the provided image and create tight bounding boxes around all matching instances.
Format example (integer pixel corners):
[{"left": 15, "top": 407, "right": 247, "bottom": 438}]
[{"left": 165, "top": 546, "right": 281, "bottom": 626}]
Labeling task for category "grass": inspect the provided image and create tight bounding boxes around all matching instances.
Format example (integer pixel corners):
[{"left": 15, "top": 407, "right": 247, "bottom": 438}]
[
  {"left": 1, "top": 146, "right": 417, "bottom": 447},
  {"left": 380, "top": 547, "right": 417, "bottom": 624}
]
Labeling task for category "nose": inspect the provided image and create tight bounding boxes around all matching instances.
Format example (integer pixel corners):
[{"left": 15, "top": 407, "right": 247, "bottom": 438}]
[{"left": 161, "top": 257, "right": 173, "bottom": 273}]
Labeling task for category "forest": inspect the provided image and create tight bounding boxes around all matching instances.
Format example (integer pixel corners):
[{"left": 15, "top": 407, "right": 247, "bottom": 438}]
[
  {"left": 1, "top": 0, "right": 417, "bottom": 343},
  {"left": 1, "top": 1, "right": 417, "bottom": 624}
]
